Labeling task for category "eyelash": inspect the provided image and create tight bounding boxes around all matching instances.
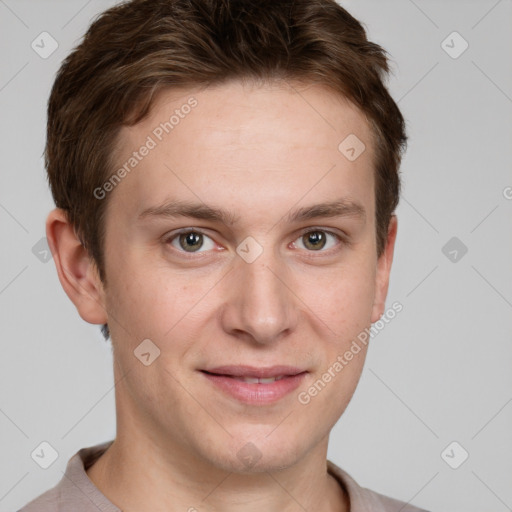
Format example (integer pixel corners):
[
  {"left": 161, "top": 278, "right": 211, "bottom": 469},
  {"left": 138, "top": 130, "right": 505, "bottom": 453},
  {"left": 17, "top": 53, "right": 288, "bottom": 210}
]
[{"left": 163, "top": 227, "right": 347, "bottom": 257}]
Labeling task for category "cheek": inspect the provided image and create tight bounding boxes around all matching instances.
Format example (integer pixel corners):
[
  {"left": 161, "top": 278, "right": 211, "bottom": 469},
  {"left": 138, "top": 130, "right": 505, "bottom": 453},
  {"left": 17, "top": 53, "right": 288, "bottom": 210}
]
[
  {"left": 322, "top": 354, "right": 366, "bottom": 420},
  {"left": 303, "top": 258, "right": 377, "bottom": 335},
  {"left": 104, "top": 256, "right": 170, "bottom": 340},
  {"left": 296, "top": 342, "right": 368, "bottom": 446},
  {"left": 105, "top": 252, "right": 217, "bottom": 348}
]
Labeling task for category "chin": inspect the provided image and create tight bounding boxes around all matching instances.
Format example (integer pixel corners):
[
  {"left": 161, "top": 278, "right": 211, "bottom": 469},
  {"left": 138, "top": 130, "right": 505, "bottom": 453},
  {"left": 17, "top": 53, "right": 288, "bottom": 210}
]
[{"left": 203, "top": 429, "right": 305, "bottom": 474}]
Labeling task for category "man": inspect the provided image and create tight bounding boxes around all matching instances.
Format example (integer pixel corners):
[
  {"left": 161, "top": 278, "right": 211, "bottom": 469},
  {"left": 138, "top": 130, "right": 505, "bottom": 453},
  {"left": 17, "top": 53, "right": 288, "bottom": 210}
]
[{"left": 20, "top": 0, "right": 428, "bottom": 510}]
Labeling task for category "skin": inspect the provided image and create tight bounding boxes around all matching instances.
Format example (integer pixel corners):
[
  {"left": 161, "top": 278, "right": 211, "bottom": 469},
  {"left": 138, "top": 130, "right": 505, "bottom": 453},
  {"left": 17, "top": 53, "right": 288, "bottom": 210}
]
[{"left": 46, "top": 79, "right": 397, "bottom": 512}]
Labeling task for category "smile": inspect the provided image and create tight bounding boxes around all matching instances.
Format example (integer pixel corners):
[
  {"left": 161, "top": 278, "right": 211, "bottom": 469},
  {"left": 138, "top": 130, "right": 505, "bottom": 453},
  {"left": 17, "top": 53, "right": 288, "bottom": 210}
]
[{"left": 200, "top": 367, "right": 308, "bottom": 404}]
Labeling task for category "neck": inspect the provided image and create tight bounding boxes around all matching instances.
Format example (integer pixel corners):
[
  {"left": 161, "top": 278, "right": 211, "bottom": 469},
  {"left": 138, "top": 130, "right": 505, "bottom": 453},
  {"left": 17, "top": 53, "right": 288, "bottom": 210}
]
[{"left": 87, "top": 429, "right": 348, "bottom": 512}]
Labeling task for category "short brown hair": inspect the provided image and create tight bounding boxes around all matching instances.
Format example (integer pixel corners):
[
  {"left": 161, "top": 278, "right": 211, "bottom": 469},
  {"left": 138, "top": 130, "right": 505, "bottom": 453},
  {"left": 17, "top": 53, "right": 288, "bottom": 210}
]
[{"left": 46, "top": 0, "right": 407, "bottom": 340}]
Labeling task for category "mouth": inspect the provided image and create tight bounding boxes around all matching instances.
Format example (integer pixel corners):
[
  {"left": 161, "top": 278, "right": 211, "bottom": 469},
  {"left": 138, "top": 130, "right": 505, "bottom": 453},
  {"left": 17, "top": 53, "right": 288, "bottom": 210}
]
[
  {"left": 199, "top": 365, "right": 308, "bottom": 404},
  {"left": 201, "top": 365, "right": 306, "bottom": 379},
  {"left": 202, "top": 372, "right": 289, "bottom": 384}
]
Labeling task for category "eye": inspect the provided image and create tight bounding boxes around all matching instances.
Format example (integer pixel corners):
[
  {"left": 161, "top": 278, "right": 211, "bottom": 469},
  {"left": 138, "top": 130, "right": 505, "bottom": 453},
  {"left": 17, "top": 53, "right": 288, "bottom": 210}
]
[
  {"left": 167, "top": 230, "right": 216, "bottom": 253},
  {"left": 292, "top": 229, "right": 341, "bottom": 252}
]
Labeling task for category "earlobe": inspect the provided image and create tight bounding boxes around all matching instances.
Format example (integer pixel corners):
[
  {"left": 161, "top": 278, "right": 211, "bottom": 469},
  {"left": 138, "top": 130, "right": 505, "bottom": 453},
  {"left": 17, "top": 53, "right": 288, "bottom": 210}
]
[
  {"left": 46, "top": 208, "right": 108, "bottom": 325},
  {"left": 370, "top": 215, "right": 398, "bottom": 324}
]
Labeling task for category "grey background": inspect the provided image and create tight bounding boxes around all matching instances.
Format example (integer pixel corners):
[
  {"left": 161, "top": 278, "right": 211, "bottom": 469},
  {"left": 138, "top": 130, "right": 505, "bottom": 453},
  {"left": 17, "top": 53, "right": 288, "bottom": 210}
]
[{"left": 1, "top": 1, "right": 511, "bottom": 511}]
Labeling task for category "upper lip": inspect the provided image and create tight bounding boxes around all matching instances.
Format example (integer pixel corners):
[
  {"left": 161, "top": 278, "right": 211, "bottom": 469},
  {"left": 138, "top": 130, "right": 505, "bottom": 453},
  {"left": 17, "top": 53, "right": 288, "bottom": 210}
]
[{"left": 201, "top": 365, "right": 307, "bottom": 378}]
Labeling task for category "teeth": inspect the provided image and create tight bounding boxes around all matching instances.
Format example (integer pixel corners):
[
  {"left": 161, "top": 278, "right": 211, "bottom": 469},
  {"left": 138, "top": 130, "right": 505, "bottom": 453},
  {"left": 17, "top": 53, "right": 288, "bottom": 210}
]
[
  {"left": 258, "top": 377, "right": 278, "bottom": 384},
  {"left": 233, "top": 375, "right": 286, "bottom": 384},
  {"left": 242, "top": 377, "right": 260, "bottom": 384}
]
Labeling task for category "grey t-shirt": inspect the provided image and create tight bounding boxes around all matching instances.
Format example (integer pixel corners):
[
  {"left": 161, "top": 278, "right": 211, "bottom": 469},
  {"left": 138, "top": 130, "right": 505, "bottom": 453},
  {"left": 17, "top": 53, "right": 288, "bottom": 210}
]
[{"left": 18, "top": 441, "right": 429, "bottom": 511}]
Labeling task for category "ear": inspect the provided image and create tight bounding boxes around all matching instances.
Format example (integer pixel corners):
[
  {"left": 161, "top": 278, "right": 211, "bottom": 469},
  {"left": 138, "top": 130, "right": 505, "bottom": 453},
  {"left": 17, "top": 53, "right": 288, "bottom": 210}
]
[
  {"left": 46, "top": 208, "right": 108, "bottom": 325},
  {"left": 370, "top": 215, "right": 398, "bottom": 323}
]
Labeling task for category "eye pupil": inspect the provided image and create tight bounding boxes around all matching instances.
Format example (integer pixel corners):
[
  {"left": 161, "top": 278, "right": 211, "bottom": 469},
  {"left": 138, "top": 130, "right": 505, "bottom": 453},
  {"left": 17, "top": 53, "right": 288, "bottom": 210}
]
[
  {"left": 180, "top": 232, "right": 203, "bottom": 252},
  {"left": 303, "top": 231, "right": 326, "bottom": 250}
]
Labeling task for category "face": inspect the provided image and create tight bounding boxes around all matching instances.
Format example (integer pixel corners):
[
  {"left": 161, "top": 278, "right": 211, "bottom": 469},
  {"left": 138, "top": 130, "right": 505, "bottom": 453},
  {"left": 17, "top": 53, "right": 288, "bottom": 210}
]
[{"left": 86, "top": 80, "right": 395, "bottom": 472}]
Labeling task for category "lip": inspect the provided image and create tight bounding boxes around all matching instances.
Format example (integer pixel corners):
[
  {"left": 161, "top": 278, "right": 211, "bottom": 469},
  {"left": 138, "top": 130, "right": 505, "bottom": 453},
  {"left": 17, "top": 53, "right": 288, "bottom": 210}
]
[
  {"left": 200, "top": 365, "right": 308, "bottom": 405},
  {"left": 203, "top": 365, "right": 305, "bottom": 378}
]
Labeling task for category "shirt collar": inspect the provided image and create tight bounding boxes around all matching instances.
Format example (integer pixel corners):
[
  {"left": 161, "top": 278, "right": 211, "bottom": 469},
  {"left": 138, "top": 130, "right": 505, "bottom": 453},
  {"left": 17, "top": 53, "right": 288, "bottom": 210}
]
[{"left": 58, "top": 441, "right": 420, "bottom": 512}]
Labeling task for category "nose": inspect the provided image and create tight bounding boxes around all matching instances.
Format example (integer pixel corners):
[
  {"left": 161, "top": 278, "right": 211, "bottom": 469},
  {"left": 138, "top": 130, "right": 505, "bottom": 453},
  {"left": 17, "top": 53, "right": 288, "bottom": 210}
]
[{"left": 219, "top": 251, "right": 299, "bottom": 346}]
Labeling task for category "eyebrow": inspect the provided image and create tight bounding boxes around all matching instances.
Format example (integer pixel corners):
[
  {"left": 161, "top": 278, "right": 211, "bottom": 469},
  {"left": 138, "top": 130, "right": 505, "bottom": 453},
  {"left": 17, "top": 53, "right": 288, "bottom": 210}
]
[{"left": 137, "top": 198, "right": 366, "bottom": 225}]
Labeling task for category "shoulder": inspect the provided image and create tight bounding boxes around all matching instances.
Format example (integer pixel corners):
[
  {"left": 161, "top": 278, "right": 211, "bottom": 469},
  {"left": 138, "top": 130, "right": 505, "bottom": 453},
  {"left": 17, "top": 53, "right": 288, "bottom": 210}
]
[
  {"left": 18, "top": 441, "right": 116, "bottom": 512},
  {"left": 18, "top": 485, "right": 62, "bottom": 512},
  {"left": 327, "top": 459, "right": 431, "bottom": 512}
]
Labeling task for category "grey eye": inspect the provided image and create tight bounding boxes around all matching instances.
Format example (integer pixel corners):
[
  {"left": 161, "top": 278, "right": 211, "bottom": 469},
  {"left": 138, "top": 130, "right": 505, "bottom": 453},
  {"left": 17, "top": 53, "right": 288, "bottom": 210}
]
[{"left": 169, "top": 231, "right": 216, "bottom": 253}]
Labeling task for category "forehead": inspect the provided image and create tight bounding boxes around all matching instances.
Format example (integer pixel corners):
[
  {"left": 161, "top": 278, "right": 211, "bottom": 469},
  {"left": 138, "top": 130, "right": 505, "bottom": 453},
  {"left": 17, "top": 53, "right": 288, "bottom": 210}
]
[{"left": 108, "top": 79, "right": 375, "bottom": 223}]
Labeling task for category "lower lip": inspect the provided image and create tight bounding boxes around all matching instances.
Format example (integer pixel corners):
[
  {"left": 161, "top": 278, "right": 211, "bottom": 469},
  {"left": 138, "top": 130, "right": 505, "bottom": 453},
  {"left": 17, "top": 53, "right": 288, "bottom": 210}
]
[{"left": 201, "top": 371, "right": 307, "bottom": 405}]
